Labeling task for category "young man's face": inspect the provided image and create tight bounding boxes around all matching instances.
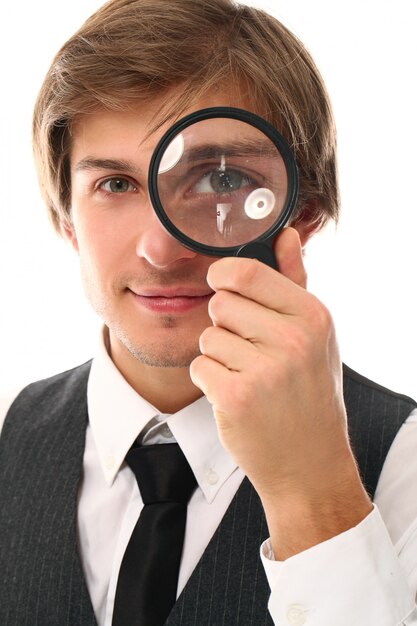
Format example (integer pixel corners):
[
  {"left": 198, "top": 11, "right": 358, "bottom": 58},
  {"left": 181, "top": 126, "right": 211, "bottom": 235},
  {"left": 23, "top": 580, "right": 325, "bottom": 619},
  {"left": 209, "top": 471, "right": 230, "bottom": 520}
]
[{"left": 68, "top": 91, "right": 252, "bottom": 369}]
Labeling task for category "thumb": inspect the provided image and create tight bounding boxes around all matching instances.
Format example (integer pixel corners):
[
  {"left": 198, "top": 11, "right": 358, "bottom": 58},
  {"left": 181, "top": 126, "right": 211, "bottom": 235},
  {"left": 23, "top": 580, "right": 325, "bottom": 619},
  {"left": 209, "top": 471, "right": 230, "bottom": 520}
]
[{"left": 274, "top": 227, "right": 307, "bottom": 288}]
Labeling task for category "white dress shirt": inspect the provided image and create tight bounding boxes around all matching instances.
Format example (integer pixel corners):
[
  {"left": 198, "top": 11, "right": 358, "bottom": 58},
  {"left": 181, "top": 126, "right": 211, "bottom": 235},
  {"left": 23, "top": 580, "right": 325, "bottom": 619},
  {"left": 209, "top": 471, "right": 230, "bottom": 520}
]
[
  {"left": 1, "top": 329, "right": 417, "bottom": 626},
  {"left": 80, "top": 329, "right": 245, "bottom": 625}
]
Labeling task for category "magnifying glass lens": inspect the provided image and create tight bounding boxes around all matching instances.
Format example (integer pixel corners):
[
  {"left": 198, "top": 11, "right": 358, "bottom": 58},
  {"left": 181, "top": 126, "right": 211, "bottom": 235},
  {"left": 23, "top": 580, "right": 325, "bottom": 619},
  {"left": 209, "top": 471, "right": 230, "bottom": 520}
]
[{"left": 155, "top": 117, "right": 289, "bottom": 248}]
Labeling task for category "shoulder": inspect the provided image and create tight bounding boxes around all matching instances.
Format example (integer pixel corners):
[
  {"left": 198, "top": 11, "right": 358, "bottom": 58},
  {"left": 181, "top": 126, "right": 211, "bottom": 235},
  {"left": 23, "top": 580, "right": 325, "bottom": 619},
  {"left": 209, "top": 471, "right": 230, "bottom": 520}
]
[
  {"left": 343, "top": 363, "right": 417, "bottom": 415},
  {"left": 343, "top": 364, "right": 416, "bottom": 498},
  {"left": 13, "top": 360, "right": 93, "bottom": 404},
  {"left": 1, "top": 360, "right": 93, "bottom": 435},
  {"left": 0, "top": 390, "right": 25, "bottom": 433}
]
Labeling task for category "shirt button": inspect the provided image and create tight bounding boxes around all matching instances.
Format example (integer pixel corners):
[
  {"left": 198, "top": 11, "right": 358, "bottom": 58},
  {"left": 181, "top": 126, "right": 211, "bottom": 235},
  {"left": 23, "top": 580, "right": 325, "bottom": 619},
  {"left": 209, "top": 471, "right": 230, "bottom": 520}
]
[
  {"left": 286, "top": 605, "right": 307, "bottom": 626},
  {"left": 205, "top": 469, "right": 219, "bottom": 485},
  {"left": 161, "top": 424, "right": 172, "bottom": 439}
]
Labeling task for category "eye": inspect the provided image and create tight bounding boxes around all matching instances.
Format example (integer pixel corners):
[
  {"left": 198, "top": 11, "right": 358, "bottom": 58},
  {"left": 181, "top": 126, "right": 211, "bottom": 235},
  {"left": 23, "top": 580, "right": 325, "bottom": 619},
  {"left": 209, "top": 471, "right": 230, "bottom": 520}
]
[
  {"left": 194, "top": 168, "right": 253, "bottom": 194},
  {"left": 99, "top": 177, "right": 137, "bottom": 193}
]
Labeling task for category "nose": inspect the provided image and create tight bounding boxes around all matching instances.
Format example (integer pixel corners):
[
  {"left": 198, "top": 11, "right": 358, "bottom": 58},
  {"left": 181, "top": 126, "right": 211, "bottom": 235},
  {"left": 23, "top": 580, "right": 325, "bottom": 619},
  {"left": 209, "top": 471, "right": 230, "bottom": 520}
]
[{"left": 136, "top": 203, "right": 197, "bottom": 268}]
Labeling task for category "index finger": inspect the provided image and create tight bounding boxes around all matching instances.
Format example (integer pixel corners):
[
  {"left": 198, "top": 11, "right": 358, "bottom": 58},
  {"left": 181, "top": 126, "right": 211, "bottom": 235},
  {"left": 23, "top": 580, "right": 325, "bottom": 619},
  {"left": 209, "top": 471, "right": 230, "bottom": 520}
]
[{"left": 206, "top": 253, "right": 307, "bottom": 317}]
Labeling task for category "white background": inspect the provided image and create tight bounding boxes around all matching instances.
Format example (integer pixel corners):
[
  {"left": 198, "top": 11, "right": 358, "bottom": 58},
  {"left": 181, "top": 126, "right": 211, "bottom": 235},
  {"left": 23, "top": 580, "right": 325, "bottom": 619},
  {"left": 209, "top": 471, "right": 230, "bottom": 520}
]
[{"left": 0, "top": 0, "right": 416, "bottom": 399}]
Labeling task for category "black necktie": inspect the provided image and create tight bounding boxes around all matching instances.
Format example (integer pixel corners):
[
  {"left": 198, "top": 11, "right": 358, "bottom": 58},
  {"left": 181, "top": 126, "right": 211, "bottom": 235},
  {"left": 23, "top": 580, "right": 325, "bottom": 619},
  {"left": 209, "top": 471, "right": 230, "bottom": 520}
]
[{"left": 112, "top": 442, "right": 197, "bottom": 626}]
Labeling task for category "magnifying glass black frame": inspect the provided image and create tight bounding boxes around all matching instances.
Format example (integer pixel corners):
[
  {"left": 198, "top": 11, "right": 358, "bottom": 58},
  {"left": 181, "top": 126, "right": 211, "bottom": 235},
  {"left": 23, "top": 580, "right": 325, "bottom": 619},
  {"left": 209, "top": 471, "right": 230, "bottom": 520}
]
[{"left": 148, "top": 106, "right": 299, "bottom": 268}]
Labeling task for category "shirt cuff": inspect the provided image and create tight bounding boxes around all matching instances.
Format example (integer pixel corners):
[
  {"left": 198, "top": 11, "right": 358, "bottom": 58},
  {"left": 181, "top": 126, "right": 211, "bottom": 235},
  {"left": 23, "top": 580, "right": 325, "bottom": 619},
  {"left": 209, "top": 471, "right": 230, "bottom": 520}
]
[{"left": 260, "top": 505, "right": 415, "bottom": 626}]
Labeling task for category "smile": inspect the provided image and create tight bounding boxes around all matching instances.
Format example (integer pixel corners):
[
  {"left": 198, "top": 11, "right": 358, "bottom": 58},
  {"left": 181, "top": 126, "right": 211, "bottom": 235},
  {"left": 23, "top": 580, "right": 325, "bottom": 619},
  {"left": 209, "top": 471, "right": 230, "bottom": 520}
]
[{"left": 128, "top": 288, "right": 214, "bottom": 314}]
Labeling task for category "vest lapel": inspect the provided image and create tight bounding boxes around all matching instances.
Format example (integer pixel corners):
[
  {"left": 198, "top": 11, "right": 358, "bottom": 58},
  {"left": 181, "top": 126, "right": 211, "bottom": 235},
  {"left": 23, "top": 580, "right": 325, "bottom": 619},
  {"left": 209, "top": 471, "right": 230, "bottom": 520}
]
[
  {"left": 166, "top": 477, "right": 273, "bottom": 626},
  {"left": 0, "top": 361, "right": 97, "bottom": 626}
]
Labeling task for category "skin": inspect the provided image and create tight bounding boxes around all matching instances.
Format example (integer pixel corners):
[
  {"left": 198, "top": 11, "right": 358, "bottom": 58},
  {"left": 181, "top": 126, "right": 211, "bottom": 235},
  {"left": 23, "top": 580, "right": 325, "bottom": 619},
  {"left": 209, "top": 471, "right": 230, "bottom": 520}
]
[{"left": 67, "top": 91, "right": 372, "bottom": 560}]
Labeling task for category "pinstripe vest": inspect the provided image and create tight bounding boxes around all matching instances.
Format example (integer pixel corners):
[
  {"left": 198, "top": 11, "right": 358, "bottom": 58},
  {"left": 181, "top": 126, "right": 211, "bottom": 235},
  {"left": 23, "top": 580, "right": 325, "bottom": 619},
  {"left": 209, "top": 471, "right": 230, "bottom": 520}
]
[{"left": 0, "top": 361, "right": 415, "bottom": 626}]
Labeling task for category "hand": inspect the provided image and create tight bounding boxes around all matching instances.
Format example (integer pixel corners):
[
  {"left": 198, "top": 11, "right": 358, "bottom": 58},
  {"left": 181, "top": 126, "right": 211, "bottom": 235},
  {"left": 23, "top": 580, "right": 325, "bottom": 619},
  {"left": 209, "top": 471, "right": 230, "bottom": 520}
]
[{"left": 190, "top": 227, "right": 372, "bottom": 559}]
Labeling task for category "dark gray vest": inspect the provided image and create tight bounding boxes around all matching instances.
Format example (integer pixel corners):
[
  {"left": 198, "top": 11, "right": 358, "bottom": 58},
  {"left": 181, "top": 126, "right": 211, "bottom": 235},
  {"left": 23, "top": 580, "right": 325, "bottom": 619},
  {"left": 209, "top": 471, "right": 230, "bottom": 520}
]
[{"left": 0, "top": 362, "right": 415, "bottom": 626}]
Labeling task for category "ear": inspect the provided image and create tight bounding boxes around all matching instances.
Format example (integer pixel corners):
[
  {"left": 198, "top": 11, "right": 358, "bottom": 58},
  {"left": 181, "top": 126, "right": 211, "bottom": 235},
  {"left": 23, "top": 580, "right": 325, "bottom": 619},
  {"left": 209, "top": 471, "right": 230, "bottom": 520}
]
[
  {"left": 292, "top": 217, "right": 322, "bottom": 247},
  {"left": 61, "top": 222, "right": 79, "bottom": 252},
  {"left": 291, "top": 200, "right": 325, "bottom": 247}
]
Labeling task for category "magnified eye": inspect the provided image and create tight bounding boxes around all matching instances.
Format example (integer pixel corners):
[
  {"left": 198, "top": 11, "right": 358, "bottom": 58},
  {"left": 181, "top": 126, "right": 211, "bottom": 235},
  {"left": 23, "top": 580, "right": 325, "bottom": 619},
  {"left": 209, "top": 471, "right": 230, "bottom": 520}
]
[
  {"left": 194, "top": 168, "right": 253, "bottom": 194},
  {"left": 99, "top": 178, "right": 136, "bottom": 193}
]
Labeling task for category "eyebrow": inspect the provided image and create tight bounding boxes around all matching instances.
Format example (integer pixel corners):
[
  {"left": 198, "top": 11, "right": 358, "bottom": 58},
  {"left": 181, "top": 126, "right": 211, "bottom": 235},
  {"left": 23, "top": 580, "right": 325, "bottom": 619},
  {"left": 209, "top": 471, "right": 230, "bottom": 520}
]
[
  {"left": 74, "top": 140, "right": 280, "bottom": 174},
  {"left": 182, "top": 140, "right": 280, "bottom": 162},
  {"left": 74, "top": 157, "right": 142, "bottom": 174}
]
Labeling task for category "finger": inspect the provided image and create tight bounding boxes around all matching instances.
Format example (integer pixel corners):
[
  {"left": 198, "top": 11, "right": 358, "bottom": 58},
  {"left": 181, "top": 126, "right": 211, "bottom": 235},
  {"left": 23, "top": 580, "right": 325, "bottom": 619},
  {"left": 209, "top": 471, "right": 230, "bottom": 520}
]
[
  {"left": 273, "top": 227, "right": 307, "bottom": 288},
  {"left": 189, "top": 353, "right": 234, "bottom": 407},
  {"left": 208, "top": 288, "right": 282, "bottom": 341},
  {"left": 206, "top": 254, "right": 308, "bottom": 316},
  {"left": 199, "top": 325, "right": 257, "bottom": 371},
  {"left": 207, "top": 288, "right": 318, "bottom": 362}
]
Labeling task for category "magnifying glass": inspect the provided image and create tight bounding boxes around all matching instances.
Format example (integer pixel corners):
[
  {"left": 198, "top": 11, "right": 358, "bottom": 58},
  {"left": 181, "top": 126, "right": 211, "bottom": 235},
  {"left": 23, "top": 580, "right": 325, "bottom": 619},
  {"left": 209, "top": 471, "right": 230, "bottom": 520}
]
[{"left": 148, "top": 107, "right": 298, "bottom": 268}]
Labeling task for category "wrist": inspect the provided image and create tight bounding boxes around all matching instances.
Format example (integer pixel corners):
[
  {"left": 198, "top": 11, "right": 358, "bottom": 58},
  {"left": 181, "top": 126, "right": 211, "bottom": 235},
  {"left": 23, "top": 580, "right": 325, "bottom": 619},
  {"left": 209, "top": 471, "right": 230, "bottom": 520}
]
[{"left": 261, "top": 465, "right": 372, "bottom": 560}]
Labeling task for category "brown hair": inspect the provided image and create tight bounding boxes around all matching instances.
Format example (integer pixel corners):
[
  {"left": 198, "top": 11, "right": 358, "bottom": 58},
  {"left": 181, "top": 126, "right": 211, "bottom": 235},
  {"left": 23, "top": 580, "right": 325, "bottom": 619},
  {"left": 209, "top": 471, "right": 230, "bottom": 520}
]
[{"left": 33, "top": 0, "right": 339, "bottom": 234}]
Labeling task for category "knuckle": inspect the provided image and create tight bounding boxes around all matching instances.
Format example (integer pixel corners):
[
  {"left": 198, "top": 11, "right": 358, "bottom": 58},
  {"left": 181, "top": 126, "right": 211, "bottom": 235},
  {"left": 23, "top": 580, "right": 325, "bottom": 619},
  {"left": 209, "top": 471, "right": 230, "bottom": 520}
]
[
  {"left": 284, "top": 327, "right": 311, "bottom": 365},
  {"left": 189, "top": 354, "right": 205, "bottom": 378},
  {"left": 249, "top": 351, "right": 273, "bottom": 380},
  {"left": 208, "top": 289, "right": 230, "bottom": 318},
  {"left": 231, "top": 384, "right": 252, "bottom": 415},
  {"left": 301, "top": 266, "right": 308, "bottom": 287},
  {"left": 224, "top": 374, "right": 253, "bottom": 413},
  {"left": 198, "top": 325, "right": 218, "bottom": 352},
  {"left": 232, "top": 258, "right": 260, "bottom": 291},
  {"left": 309, "top": 298, "right": 333, "bottom": 335},
  {"left": 278, "top": 299, "right": 334, "bottom": 366},
  {"left": 241, "top": 354, "right": 277, "bottom": 398}
]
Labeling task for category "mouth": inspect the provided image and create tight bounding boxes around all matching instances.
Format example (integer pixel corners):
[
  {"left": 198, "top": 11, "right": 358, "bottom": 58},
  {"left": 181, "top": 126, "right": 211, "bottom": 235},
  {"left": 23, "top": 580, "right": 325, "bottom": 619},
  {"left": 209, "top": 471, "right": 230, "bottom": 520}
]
[{"left": 128, "top": 287, "right": 214, "bottom": 314}]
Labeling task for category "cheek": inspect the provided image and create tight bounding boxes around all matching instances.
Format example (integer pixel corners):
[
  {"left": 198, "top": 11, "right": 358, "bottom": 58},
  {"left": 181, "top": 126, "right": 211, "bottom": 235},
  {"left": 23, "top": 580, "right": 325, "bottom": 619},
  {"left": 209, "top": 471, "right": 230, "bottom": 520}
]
[
  {"left": 76, "top": 242, "right": 122, "bottom": 320},
  {"left": 71, "top": 184, "right": 142, "bottom": 246},
  {"left": 72, "top": 208, "right": 133, "bottom": 273},
  {"left": 72, "top": 225, "right": 125, "bottom": 307}
]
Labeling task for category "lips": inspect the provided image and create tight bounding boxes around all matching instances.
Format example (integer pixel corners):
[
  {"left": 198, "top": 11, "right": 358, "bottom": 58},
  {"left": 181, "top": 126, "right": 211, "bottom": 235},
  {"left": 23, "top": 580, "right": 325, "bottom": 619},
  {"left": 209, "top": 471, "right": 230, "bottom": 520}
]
[
  {"left": 128, "top": 287, "right": 214, "bottom": 314},
  {"left": 132, "top": 287, "right": 214, "bottom": 298}
]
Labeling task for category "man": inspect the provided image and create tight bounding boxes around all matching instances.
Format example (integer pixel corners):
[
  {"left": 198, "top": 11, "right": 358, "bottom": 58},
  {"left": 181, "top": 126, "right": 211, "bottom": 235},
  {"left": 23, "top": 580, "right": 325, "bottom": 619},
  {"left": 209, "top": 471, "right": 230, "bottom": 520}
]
[{"left": 1, "top": 0, "right": 416, "bottom": 625}]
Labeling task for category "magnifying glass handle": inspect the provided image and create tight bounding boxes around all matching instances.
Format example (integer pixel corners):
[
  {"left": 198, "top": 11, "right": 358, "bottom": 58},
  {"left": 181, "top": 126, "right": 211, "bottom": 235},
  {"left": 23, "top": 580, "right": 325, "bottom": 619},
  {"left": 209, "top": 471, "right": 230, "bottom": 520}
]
[{"left": 236, "top": 242, "right": 277, "bottom": 269}]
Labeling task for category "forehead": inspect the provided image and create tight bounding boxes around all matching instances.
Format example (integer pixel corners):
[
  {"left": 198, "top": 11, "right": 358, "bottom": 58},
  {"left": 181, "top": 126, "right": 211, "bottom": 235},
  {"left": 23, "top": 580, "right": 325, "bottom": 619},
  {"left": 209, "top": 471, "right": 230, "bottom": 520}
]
[{"left": 70, "top": 88, "right": 259, "bottom": 164}]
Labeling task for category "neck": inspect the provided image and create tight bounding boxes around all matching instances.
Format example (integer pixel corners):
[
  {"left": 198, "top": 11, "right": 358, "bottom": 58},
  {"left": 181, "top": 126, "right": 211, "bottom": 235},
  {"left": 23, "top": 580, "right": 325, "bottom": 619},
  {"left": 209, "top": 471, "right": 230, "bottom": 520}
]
[{"left": 107, "top": 331, "right": 204, "bottom": 413}]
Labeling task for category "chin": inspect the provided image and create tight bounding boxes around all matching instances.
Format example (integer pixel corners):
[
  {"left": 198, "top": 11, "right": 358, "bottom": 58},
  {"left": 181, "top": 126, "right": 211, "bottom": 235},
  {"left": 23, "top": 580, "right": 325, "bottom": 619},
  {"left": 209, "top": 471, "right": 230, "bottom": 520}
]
[{"left": 113, "top": 323, "right": 201, "bottom": 369}]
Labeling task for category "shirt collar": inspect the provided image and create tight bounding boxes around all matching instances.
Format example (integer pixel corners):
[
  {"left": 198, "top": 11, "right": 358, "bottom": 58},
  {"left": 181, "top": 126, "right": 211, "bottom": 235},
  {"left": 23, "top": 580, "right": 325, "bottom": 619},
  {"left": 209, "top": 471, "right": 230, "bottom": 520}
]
[
  {"left": 87, "top": 328, "right": 158, "bottom": 486},
  {"left": 87, "top": 327, "right": 238, "bottom": 500},
  {"left": 167, "top": 398, "right": 237, "bottom": 503}
]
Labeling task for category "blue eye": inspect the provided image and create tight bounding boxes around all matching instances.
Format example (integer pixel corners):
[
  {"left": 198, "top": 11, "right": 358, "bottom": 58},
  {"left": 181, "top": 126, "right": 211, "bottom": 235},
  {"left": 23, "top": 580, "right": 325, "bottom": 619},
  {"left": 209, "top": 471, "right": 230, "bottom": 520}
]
[
  {"left": 194, "top": 168, "right": 252, "bottom": 194},
  {"left": 100, "top": 178, "right": 137, "bottom": 193}
]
